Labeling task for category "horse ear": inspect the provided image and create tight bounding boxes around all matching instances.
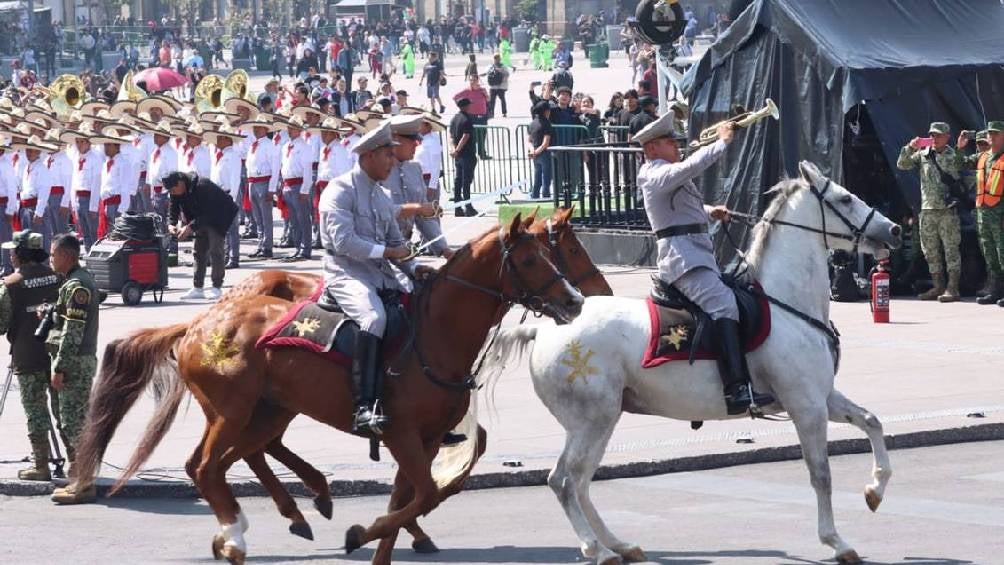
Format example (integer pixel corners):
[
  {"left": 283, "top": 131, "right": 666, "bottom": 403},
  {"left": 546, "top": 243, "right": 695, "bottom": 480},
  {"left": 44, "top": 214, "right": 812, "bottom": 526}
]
[
  {"left": 799, "top": 161, "right": 825, "bottom": 185},
  {"left": 559, "top": 205, "right": 575, "bottom": 224},
  {"left": 522, "top": 206, "right": 539, "bottom": 228},
  {"left": 508, "top": 213, "right": 523, "bottom": 240}
]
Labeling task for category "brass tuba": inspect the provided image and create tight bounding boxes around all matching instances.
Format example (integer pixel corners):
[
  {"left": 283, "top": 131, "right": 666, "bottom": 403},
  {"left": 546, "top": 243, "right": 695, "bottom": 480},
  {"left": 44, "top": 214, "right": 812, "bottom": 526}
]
[
  {"left": 117, "top": 70, "right": 146, "bottom": 102},
  {"left": 47, "top": 74, "right": 86, "bottom": 119},
  {"left": 194, "top": 74, "right": 224, "bottom": 114},
  {"left": 222, "top": 69, "right": 255, "bottom": 104},
  {"left": 690, "top": 98, "right": 779, "bottom": 148}
]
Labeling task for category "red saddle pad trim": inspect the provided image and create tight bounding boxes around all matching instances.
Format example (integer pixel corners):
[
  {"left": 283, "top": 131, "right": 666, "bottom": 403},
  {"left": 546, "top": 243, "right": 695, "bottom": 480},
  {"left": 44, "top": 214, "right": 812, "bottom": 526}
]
[{"left": 641, "top": 284, "right": 772, "bottom": 368}]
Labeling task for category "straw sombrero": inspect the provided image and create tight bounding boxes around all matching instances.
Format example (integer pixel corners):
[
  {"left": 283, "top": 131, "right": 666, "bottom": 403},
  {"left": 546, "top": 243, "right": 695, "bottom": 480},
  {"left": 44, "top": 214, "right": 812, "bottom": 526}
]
[
  {"left": 308, "top": 116, "right": 351, "bottom": 135},
  {"left": 237, "top": 113, "right": 285, "bottom": 134},
  {"left": 80, "top": 101, "right": 110, "bottom": 117},
  {"left": 10, "top": 134, "right": 58, "bottom": 152},
  {"left": 291, "top": 105, "right": 325, "bottom": 121},
  {"left": 283, "top": 114, "right": 308, "bottom": 130},
  {"left": 59, "top": 121, "right": 101, "bottom": 143},
  {"left": 137, "top": 95, "right": 182, "bottom": 117},
  {"left": 90, "top": 130, "right": 133, "bottom": 146},
  {"left": 109, "top": 100, "right": 138, "bottom": 117},
  {"left": 223, "top": 97, "right": 259, "bottom": 120},
  {"left": 204, "top": 124, "right": 245, "bottom": 147}
]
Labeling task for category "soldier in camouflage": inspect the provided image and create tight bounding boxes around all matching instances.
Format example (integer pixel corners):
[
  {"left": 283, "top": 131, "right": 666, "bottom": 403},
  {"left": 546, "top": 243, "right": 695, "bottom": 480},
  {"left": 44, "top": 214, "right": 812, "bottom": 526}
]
[
  {"left": 0, "top": 231, "right": 61, "bottom": 481},
  {"left": 897, "top": 122, "right": 964, "bottom": 302},
  {"left": 960, "top": 122, "right": 1004, "bottom": 306},
  {"left": 45, "top": 233, "right": 99, "bottom": 505}
]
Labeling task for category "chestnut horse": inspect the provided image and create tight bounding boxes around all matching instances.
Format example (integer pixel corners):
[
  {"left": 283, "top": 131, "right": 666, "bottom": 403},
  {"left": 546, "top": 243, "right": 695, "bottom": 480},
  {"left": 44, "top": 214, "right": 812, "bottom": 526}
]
[
  {"left": 219, "top": 208, "right": 613, "bottom": 552},
  {"left": 73, "top": 216, "right": 584, "bottom": 564}
]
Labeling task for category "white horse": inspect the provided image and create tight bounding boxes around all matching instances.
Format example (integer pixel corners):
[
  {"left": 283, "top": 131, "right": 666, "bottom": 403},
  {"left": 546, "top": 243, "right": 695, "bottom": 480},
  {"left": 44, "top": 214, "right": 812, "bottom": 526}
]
[{"left": 486, "top": 162, "right": 903, "bottom": 564}]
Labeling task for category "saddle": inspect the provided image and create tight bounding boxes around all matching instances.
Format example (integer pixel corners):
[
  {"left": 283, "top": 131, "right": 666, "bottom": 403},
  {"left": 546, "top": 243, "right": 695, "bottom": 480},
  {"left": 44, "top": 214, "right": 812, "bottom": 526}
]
[
  {"left": 255, "top": 288, "right": 411, "bottom": 367},
  {"left": 641, "top": 274, "right": 771, "bottom": 368}
]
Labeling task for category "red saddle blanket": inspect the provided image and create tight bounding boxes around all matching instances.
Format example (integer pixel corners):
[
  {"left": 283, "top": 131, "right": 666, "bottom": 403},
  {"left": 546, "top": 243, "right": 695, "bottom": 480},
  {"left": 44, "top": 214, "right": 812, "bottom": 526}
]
[
  {"left": 641, "top": 287, "right": 772, "bottom": 368},
  {"left": 255, "top": 293, "right": 410, "bottom": 367}
]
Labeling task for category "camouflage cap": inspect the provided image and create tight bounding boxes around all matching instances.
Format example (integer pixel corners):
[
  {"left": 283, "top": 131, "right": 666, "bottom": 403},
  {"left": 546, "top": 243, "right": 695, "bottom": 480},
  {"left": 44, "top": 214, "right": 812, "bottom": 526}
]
[
  {"left": 1, "top": 230, "right": 44, "bottom": 250},
  {"left": 976, "top": 130, "right": 990, "bottom": 144},
  {"left": 928, "top": 122, "right": 951, "bottom": 135},
  {"left": 986, "top": 121, "right": 1004, "bottom": 133}
]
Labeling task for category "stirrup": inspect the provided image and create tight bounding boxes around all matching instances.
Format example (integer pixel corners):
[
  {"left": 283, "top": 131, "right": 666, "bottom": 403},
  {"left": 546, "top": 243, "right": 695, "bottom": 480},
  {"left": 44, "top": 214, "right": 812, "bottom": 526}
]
[{"left": 352, "top": 403, "right": 389, "bottom": 436}]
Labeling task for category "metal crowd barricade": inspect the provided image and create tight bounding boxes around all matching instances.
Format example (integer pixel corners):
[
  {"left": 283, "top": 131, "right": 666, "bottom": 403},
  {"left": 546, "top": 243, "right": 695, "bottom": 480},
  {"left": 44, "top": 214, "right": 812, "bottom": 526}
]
[
  {"left": 440, "top": 124, "right": 531, "bottom": 197},
  {"left": 549, "top": 144, "right": 650, "bottom": 230}
]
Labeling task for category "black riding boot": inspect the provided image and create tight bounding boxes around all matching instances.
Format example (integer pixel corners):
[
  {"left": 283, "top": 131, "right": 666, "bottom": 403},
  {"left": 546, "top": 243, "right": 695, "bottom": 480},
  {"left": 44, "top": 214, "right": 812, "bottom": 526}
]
[
  {"left": 351, "top": 331, "right": 390, "bottom": 436},
  {"left": 714, "top": 319, "right": 775, "bottom": 415}
]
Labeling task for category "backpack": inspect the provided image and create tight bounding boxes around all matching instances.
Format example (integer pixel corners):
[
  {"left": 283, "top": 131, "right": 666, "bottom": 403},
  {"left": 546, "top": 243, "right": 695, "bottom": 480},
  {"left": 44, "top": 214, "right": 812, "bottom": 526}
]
[{"left": 487, "top": 66, "right": 504, "bottom": 87}]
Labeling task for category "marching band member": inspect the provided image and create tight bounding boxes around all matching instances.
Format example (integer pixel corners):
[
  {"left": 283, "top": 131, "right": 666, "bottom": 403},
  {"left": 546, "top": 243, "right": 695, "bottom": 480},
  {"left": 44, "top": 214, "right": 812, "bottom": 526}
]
[
  {"left": 0, "top": 141, "right": 18, "bottom": 274},
  {"left": 91, "top": 130, "right": 133, "bottom": 239},
  {"left": 239, "top": 114, "right": 281, "bottom": 259},
  {"left": 176, "top": 123, "right": 210, "bottom": 178},
  {"left": 143, "top": 120, "right": 180, "bottom": 231},
  {"left": 293, "top": 106, "right": 325, "bottom": 249},
  {"left": 44, "top": 129, "right": 73, "bottom": 245},
  {"left": 311, "top": 116, "right": 352, "bottom": 235},
  {"left": 385, "top": 115, "right": 451, "bottom": 258},
  {"left": 207, "top": 125, "right": 246, "bottom": 269},
  {"left": 128, "top": 113, "right": 157, "bottom": 213},
  {"left": 224, "top": 97, "right": 261, "bottom": 241},
  {"left": 62, "top": 124, "right": 103, "bottom": 251},
  {"left": 278, "top": 114, "right": 314, "bottom": 261},
  {"left": 13, "top": 135, "right": 55, "bottom": 248}
]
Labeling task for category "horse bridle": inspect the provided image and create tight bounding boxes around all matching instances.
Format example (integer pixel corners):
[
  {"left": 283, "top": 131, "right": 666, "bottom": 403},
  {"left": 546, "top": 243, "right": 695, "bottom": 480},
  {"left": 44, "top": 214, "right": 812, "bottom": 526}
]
[
  {"left": 409, "top": 227, "right": 570, "bottom": 392},
  {"left": 442, "top": 226, "right": 569, "bottom": 316},
  {"left": 546, "top": 218, "right": 602, "bottom": 288},
  {"left": 732, "top": 179, "right": 878, "bottom": 254}
]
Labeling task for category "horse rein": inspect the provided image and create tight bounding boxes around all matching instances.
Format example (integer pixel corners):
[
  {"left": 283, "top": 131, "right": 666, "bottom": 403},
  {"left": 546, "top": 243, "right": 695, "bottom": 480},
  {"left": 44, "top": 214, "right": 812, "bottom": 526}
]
[{"left": 546, "top": 218, "right": 602, "bottom": 289}]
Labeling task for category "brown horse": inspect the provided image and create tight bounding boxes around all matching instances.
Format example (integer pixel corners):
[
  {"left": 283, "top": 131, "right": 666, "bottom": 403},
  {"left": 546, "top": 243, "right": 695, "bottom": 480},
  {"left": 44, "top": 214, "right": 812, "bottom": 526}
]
[
  {"left": 217, "top": 208, "right": 613, "bottom": 551},
  {"left": 73, "top": 215, "right": 584, "bottom": 564}
]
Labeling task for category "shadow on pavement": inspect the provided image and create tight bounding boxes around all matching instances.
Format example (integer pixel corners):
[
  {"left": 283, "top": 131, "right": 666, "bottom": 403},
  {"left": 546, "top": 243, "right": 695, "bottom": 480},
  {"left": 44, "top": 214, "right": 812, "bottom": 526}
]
[{"left": 98, "top": 496, "right": 211, "bottom": 516}]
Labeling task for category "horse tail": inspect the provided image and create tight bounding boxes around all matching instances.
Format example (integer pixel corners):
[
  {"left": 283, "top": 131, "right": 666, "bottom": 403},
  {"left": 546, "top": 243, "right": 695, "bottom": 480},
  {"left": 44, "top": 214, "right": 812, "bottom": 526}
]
[
  {"left": 73, "top": 323, "right": 188, "bottom": 495},
  {"left": 430, "top": 326, "right": 538, "bottom": 490}
]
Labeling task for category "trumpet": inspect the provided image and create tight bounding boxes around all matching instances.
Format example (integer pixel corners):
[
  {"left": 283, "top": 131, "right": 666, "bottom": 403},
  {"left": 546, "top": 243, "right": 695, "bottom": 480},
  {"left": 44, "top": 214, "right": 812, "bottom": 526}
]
[{"left": 690, "top": 98, "right": 779, "bottom": 148}]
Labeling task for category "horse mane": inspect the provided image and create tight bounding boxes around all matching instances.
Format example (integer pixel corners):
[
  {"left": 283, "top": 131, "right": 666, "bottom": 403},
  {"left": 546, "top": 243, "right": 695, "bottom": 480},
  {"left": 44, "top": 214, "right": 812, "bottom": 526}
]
[{"left": 745, "top": 177, "right": 807, "bottom": 275}]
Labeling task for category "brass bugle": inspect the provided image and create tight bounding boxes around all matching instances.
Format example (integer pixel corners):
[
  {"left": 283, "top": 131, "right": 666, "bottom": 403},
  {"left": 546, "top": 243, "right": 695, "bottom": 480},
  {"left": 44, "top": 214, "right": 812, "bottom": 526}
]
[{"left": 689, "top": 98, "right": 779, "bottom": 148}]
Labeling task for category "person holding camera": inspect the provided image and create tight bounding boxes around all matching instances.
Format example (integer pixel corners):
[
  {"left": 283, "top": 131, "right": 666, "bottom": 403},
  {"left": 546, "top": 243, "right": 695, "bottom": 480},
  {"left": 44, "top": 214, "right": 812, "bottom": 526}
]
[
  {"left": 896, "top": 122, "right": 964, "bottom": 302},
  {"left": 959, "top": 123, "right": 1004, "bottom": 306},
  {"left": 45, "top": 234, "right": 99, "bottom": 504},
  {"left": 0, "top": 231, "right": 60, "bottom": 482}
]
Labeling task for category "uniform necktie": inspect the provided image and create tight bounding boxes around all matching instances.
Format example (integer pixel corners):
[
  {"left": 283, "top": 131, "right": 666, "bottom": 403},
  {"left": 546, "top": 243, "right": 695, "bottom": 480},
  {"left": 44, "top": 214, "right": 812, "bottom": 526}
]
[
  {"left": 251, "top": 140, "right": 259, "bottom": 154},
  {"left": 106, "top": 158, "right": 114, "bottom": 172},
  {"left": 187, "top": 150, "right": 194, "bottom": 166},
  {"left": 78, "top": 158, "right": 85, "bottom": 171},
  {"left": 46, "top": 155, "right": 53, "bottom": 168},
  {"left": 323, "top": 146, "right": 331, "bottom": 160},
  {"left": 152, "top": 148, "right": 160, "bottom": 163},
  {"left": 286, "top": 144, "right": 293, "bottom": 159},
  {"left": 216, "top": 149, "right": 223, "bottom": 162}
]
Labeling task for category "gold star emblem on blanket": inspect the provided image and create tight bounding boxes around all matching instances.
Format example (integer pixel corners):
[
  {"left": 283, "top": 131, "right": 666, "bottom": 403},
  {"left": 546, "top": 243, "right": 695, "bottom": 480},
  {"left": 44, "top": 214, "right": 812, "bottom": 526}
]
[
  {"left": 562, "top": 340, "right": 598, "bottom": 384},
  {"left": 661, "top": 325, "right": 690, "bottom": 351},
  {"left": 201, "top": 331, "right": 240, "bottom": 372},
  {"left": 291, "top": 317, "right": 321, "bottom": 337}
]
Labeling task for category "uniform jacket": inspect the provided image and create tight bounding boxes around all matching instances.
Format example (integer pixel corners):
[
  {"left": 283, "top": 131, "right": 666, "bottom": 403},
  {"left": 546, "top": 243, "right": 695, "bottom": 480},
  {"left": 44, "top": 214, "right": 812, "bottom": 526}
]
[
  {"left": 146, "top": 141, "right": 179, "bottom": 193},
  {"left": 279, "top": 135, "right": 315, "bottom": 193},
  {"left": 0, "top": 262, "right": 60, "bottom": 372},
  {"left": 638, "top": 139, "right": 727, "bottom": 284},
  {"left": 72, "top": 148, "right": 104, "bottom": 214},
  {"left": 383, "top": 159, "right": 447, "bottom": 255},
  {"left": 897, "top": 145, "right": 963, "bottom": 211},
  {"left": 178, "top": 144, "right": 211, "bottom": 178},
  {"left": 20, "top": 156, "right": 52, "bottom": 219},
  {"left": 46, "top": 265, "right": 99, "bottom": 371},
  {"left": 317, "top": 139, "right": 352, "bottom": 183},
  {"left": 0, "top": 156, "right": 17, "bottom": 216},
  {"left": 319, "top": 166, "right": 416, "bottom": 292},
  {"left": 100, "top": 152, "right": 133, "bottom": 210},
  {"left": 210, "top": 146, "right": 242, "bottom": 202},
  {"left": 46, "top": 151, "right": 73, "bottom": 208},
  {"left": 244, "top": 134, "right": 280, "bottom": 193}
]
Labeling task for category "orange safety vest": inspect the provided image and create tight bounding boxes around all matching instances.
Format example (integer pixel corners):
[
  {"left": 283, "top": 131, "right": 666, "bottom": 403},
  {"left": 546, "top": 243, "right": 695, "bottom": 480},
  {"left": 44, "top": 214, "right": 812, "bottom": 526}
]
[{"left": 976, "top": 151, "right": 1004, "bottom": 208}]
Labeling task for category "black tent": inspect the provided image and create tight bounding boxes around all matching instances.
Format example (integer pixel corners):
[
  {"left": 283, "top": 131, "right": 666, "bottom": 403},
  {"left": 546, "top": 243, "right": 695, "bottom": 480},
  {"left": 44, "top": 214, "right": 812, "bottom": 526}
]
[{"left": 681, "top": 0, "right": 1004, "bottom": 252}]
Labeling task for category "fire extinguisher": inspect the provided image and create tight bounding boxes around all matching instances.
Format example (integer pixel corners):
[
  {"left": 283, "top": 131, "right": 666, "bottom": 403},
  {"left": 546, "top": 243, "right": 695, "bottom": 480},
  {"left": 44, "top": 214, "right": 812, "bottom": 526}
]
[{"left": 871, "top": 261, "right": 890, "bottom": 323}]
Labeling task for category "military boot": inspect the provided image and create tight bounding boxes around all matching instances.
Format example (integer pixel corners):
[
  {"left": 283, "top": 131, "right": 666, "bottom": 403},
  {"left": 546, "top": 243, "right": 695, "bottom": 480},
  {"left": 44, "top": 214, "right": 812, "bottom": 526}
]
[
  {"left": 938, "top": 271, "right": 961, "bottom": 303},
  {"left": 714, "top": 319, "right": 775, "bottom": 415},
  {"left": 51, "top": 482, "right": 97, "bottom": 505},
  {"left": 918, "top": 272, "right": 945, "bottom": 301},
  {"left": 18, "top": 435, "right": 51, "bottom": 482},
  {"left": 976, "top": 275, "right": 1001, "bottom": 305},
  {"left": 350, "top": 331, "right": 390, "bottom": 436}
]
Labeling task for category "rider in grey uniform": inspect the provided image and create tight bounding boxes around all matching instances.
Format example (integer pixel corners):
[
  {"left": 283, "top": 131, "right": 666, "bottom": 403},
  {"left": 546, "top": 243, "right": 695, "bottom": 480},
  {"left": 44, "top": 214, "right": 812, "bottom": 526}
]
[
  {"left": 318, "top": 122, "right": 433, "bottom": 435},
  {"left": 635, "top": 112, "right": 775, "bottom": 415},
  {"left": 384, "top": 114, "right": 453, "bottom": 258}
]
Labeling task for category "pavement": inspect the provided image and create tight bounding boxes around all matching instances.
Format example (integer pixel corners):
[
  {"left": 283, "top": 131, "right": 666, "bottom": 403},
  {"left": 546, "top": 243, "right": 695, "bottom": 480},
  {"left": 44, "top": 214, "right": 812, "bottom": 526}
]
[
  {"left": 1, "top": 441, "right": 1000, "bottom": 564},
  {"left": 1, "top": 50, "right": 1003, "bottom": 496}
]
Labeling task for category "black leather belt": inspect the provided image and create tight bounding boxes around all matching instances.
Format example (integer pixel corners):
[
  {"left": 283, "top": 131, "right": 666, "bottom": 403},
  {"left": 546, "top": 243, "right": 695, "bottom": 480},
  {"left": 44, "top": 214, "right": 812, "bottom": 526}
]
[{"left": 655, "top": 223, "right": 708, "bottom": 239}]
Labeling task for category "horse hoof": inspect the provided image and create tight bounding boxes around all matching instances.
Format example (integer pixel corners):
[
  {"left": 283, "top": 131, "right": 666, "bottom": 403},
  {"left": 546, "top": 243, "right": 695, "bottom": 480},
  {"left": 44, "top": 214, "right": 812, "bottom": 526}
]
[
  {"left": 289, "top": 521, "right": 314, "bottom": 541},
  {"left": 864, "top": 486, "right": 882, "bottom": 512},
  {"left": 618, "top": 545, "right": 647, "bottom": 562},
  {"left": 221, "top": 545, "right": 246, "bottom": 565},
  {"left": 211, "top": 533, "right": 225, "bottom": 560},
  {"left": 344, "top": 524, "right": 367, "bottom": 554},
  {"left": 837, "top": 549, "right": 862, "bottom": 564},
  {"left": 412, "top": 537, "right": 440, "bottom": 554},
  {"left": 313, "top": 495, "right": 333, "bottom": 520}
]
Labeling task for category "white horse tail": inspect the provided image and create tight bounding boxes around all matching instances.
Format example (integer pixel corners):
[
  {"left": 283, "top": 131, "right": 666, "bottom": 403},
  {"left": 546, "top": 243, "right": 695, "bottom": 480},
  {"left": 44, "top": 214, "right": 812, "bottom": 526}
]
[{"left": 430, "top": 326, "right": 537, "bottom": 490}]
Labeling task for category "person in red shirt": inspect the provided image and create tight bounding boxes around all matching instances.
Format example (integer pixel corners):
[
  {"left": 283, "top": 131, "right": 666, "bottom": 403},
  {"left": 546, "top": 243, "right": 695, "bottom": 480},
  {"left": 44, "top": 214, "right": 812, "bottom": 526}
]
[{"left": 453, "top": 76, "right": 491, "bottom": 158}]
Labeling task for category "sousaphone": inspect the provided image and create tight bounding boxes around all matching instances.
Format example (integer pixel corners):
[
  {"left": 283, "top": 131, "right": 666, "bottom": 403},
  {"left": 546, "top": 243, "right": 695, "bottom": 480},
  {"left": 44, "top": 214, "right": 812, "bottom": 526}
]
[
  {"left": 222, "top": 69, "right": 256, "bottom": 103},
  {"left": 117, "top": 70, "right": 146, "bottom": 102},
  {"left": 194, "top": 74, "right": 224, "bottom": 115},
  {"left": 47, "top": 74, "right": 86, "bottom": 119}
]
